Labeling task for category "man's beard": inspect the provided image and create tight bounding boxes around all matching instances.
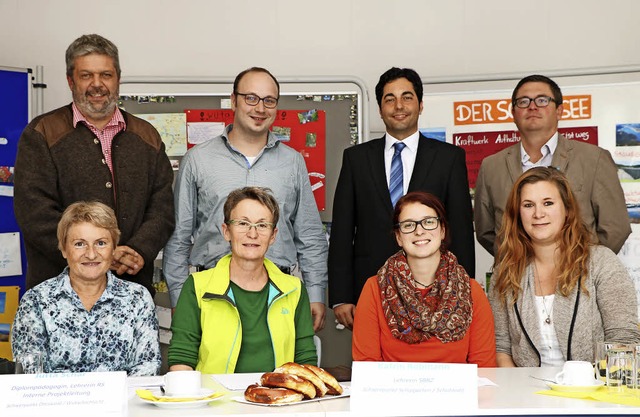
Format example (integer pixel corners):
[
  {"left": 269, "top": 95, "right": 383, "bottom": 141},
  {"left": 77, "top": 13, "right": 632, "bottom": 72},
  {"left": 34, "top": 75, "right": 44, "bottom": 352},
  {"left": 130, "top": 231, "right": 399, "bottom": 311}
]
[{"left": 72, "top": 85, "right": 118, "bottom": 121}]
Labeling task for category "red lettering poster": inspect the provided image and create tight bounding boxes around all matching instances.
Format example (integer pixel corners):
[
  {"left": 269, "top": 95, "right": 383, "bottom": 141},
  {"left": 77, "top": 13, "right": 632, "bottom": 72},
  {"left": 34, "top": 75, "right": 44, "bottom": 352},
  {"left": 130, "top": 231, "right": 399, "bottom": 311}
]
[{"left": 456, "top": 127, "right": 598, "bottom": 189}]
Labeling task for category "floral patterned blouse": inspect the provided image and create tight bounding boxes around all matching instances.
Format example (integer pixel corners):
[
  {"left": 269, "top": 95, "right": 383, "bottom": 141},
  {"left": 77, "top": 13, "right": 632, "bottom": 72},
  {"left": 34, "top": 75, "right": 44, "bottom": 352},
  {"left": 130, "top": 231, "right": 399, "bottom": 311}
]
[{"left": 11, "top": 268, "right": 161, "bottom": 375}]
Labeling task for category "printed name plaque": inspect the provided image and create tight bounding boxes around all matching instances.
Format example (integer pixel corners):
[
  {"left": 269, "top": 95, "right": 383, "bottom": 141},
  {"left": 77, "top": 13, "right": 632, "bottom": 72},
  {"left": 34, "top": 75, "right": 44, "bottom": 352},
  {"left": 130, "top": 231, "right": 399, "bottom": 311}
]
[
  {"left": 0, "top": 371, "right": 126, "bottom": 417},
  {"left": 351, "top": 361, "right": 477, "bottom": 416}
]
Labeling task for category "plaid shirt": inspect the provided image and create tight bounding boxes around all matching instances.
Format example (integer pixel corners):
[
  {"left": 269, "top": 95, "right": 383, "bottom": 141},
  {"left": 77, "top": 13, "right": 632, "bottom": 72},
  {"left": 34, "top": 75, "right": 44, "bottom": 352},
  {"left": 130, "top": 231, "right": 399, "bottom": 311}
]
[{"left": 72, "top": 103, "right": 126, "bottom": 174}]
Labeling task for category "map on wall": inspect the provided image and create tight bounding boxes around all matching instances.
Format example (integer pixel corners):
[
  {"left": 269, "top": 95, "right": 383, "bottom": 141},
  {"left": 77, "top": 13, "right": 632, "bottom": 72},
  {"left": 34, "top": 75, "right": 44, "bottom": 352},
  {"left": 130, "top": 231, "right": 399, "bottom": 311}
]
[{"left": 137, "top": 113, "right": 187, "bottom": 156}]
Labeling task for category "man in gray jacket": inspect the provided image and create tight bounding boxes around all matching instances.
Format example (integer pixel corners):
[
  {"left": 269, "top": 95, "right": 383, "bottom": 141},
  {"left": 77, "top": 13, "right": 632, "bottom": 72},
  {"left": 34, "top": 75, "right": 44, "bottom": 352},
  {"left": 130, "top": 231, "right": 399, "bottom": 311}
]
[
  {"left": 162, "top": 67, "right": 328, "bottom": 331},
  {"left": 474, "top": 74, "right": 630, "bottom": 256}
]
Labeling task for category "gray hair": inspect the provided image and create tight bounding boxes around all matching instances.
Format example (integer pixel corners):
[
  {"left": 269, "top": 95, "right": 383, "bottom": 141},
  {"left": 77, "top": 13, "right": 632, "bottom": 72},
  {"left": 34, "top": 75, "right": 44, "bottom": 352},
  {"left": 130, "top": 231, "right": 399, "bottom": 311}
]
[
  {"left": 224, "top": 187, "right": 280, "bottom": 226},
  {"left": 65, "top": 34, "right": 121, "bottom": 78}
]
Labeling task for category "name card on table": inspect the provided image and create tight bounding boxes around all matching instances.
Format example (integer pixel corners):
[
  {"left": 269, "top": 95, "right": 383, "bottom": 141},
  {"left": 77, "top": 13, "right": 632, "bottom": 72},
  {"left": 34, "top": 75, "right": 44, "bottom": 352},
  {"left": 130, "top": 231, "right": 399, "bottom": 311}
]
[
  {"left": 351, "top": 361, "right": 477, "bottom": 416},
  {"left": 0, "top": 371, "right": 126, "bottom": 417}
]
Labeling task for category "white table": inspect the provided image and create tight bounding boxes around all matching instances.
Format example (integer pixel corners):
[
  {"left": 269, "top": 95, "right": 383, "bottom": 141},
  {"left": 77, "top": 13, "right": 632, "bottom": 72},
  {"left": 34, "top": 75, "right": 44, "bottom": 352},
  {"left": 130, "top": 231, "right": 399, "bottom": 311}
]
[{"left": 127, "top": 367, "right": 640, "bottom": 416}]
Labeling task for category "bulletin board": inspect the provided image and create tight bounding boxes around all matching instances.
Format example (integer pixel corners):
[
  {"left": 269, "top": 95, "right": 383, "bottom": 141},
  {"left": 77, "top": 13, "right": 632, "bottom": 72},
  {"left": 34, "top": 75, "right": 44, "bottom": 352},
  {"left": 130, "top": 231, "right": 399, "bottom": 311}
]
[
  {"left": 0, "top": 66, "right": 31, "bottom": 295},
  {"left": 184, "top": 108, "right": 327, "bottom": 210},
  {"left": 118, "top": 78, "right": 366, "bottom": 222}
]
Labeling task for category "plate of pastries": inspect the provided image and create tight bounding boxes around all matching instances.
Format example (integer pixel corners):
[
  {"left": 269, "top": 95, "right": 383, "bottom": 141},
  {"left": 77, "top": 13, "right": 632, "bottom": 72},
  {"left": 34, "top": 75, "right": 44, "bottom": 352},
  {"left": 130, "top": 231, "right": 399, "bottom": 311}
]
[{"left": 238, "top": 362, "right": 349, "bottom": 405}]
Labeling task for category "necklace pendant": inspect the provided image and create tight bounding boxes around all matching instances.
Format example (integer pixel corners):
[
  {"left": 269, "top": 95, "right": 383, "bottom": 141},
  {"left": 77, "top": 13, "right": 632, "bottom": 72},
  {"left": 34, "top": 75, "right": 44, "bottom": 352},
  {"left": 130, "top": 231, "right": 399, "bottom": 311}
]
[{"left": 545, "top": 317, "right": 551, "bottom": 324}]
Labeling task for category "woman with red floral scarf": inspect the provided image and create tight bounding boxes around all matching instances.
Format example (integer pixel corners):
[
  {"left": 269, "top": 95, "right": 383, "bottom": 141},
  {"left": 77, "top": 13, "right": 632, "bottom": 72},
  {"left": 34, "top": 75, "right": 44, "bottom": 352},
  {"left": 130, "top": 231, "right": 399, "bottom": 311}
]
[{"left": 352, "top": 191, "right": 496, "bottom": 366}]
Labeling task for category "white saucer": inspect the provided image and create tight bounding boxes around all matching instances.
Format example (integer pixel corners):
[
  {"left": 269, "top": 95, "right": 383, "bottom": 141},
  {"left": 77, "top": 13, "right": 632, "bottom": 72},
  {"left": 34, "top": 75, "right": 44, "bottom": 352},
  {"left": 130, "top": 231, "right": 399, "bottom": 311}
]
[
  {"left": 138, "top": 388, "right": 223, "bottom": 409},
  {"left": 546, "top": 380, "right": 605, "bottom": 393}
]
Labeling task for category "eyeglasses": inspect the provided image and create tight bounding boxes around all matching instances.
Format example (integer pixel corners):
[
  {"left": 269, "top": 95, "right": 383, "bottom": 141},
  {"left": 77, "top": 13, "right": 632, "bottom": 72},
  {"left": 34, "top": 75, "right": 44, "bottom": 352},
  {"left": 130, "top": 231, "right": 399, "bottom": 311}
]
[
  {"left": 396, "top": 216, "right": 440, "bottom": 234},
  {"left": 235, "top": 92, "right": 279, "bottom": 109},
  {"left": 513, "top": 96, "right": 556, "bottom": 109},
  {"left": 227, "top": 219, "right": 274, "bottom": 234}
]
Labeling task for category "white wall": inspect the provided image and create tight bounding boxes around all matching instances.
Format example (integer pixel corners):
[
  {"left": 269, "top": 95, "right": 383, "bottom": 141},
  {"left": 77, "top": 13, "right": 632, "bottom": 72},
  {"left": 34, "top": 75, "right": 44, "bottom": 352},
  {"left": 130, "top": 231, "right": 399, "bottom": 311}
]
[{"left": 2, "top": 0, "right": 640, "bottom": 134}]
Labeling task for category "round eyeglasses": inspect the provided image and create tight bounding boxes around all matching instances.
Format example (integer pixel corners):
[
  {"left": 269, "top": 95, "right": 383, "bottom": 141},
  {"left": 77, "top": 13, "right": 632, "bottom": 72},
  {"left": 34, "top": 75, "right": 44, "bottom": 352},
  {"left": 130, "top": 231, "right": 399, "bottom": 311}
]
[
  {"left": 396, "top": 216, "right": 440, "bottom": 234},
  {"left": 235, "top": 92, "right": 279, "bottom": 109},
  {"left": 227, "top": 219, "right": 274, "bottom": 235},
  {"left": 513, "top": 96, "right": 556, "bottom": 109}
]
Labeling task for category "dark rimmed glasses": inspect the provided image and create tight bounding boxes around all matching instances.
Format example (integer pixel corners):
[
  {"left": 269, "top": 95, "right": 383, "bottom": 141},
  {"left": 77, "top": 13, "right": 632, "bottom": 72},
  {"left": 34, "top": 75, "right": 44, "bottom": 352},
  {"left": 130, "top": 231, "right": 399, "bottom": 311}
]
[
  {"left": 227, "top": 219, "right": 274, "bottom": 235},
  {"left": 513, "top": 95, "right": 556, "bottom": 109},
  {"left": 396, "top": 216, "right": 440, "bottom": 234},
  {"left": 235, "top": 92, "right": 279, "bottom": 109}
]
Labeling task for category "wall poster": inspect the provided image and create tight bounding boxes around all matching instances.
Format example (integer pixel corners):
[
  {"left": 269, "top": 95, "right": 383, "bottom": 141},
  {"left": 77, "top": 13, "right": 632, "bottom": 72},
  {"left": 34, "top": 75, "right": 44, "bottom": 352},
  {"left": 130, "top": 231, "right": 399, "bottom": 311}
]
[{"left": 184, "top": 108, "right": 327, "bottom": 211}]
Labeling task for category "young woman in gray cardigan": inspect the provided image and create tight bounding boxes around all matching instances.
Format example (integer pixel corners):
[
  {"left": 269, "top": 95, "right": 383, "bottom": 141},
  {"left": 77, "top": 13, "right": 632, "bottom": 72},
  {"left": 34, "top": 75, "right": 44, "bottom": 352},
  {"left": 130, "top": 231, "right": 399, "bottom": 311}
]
[{"left": 489, "top": 167, "right": 639, "bottom": 367}]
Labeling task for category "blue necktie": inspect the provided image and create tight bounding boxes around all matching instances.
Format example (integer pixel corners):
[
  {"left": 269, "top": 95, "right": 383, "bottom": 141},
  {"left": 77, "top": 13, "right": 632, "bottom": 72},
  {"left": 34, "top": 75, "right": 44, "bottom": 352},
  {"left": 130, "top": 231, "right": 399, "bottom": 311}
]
[{"left": 389, "top": 142, "right": 406, "bottom": 207}]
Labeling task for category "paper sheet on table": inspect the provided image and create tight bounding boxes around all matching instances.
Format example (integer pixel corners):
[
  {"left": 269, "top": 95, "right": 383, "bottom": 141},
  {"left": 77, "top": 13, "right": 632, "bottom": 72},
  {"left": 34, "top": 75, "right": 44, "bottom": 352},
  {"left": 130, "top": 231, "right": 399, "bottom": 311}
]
[
  {"left": 478, "top": 377, "right": 498, "bottom": 387},
  {"left": 538, "top": 387, "right": 640, "bottom": 406},
  {"left": 212, "top": 373, "right": 262, "bottom": 390}
]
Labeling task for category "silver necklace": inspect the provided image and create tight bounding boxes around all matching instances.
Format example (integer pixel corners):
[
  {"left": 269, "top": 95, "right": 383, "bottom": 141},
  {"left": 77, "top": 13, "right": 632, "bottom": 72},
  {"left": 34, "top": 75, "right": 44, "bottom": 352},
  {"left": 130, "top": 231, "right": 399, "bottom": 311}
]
[{"left": 533, "top": 263, "right": 552, "bottom": 325}]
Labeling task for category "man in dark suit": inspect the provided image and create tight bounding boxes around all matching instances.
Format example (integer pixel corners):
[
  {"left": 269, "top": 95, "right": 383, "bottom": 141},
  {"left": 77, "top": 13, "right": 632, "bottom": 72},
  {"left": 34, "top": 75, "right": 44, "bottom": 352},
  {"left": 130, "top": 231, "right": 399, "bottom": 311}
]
[{"left": 328, "top": 67, "right": 475, "bottom": 329}]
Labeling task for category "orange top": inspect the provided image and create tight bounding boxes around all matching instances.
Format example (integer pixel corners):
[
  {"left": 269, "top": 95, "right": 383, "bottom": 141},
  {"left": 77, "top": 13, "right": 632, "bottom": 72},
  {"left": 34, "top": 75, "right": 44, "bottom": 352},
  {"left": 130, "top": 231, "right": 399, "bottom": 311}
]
[{"left": 353, "top": 276, "right": 496, "bottom": 367}]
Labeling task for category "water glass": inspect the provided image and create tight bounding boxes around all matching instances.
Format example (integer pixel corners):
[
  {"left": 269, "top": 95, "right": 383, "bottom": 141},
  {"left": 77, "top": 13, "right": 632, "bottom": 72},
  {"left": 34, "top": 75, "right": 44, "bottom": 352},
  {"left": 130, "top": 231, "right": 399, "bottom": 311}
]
[
  {"left": 631, "top": 345, "right": 640, "bottom": 393},
  {"left": 14, "top": 352, "right": 44, "bottom": 374},
  {"left": 596, "top": 341, "right": 628, "bottom": 382},
  {"left": 606, "top": 347, "right": 633, "bottom": 393}
]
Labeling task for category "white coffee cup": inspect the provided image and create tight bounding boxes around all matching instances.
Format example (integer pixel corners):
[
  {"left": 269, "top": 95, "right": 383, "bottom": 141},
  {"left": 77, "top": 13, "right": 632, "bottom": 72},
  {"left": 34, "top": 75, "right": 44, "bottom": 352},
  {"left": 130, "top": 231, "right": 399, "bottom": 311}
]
[
  {"left": 555, "top": 361, "right": 596, "bottom": 386},
  {"left": 164, "top": 370, "right": 202, "bottom": 396}
]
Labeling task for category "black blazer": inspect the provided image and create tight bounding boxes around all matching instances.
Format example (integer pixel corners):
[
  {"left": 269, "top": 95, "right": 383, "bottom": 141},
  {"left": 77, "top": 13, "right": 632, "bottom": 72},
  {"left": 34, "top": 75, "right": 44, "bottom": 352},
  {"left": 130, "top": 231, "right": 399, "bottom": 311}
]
[{"left": 328, "top": 134, "right": 475, "bottom": 306}]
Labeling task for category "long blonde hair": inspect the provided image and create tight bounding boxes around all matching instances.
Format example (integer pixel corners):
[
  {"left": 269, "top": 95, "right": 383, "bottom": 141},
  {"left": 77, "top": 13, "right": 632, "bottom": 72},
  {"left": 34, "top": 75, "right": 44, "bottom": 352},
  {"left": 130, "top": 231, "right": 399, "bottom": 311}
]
[{"left": 493, "top": 167, "right": 594, "bottom": 305}]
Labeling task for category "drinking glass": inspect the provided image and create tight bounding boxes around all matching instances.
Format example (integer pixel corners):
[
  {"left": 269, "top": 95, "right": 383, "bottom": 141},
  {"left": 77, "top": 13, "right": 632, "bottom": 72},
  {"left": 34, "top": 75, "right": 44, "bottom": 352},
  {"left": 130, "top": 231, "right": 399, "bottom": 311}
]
[
  {"left": 14, "top": 352, "right": 43, "bottom": 374},
  {"left": 596, "top": 341, "right": 628, "bottom": 382},
  {"left": 631, "top": 345, "right": 640, "bottom": 394},
  {"left": 606, "top": 347, "right": 633, "bottom": 393}
]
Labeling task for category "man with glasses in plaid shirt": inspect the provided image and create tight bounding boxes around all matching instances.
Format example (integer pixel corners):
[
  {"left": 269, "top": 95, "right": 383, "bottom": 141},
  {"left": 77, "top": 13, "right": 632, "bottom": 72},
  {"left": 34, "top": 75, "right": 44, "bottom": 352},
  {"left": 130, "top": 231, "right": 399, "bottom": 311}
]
[{"left": 474, "top": 74, "right": 630, "bottom": 256}]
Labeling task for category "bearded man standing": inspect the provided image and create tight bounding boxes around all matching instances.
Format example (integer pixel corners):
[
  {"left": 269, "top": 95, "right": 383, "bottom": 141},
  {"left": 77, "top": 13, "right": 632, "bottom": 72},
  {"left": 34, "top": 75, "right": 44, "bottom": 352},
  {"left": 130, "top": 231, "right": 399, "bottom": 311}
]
[{"left": 13, "top": 34, "right": 175, "bottom": 295}]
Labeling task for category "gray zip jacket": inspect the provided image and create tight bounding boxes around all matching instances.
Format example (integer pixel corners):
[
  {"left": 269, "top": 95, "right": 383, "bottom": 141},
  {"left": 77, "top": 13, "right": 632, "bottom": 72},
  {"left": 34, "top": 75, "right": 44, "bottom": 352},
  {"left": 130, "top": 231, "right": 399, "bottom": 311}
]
[{"left": 490, "top": 245, "right": 640, "bottom": 366}]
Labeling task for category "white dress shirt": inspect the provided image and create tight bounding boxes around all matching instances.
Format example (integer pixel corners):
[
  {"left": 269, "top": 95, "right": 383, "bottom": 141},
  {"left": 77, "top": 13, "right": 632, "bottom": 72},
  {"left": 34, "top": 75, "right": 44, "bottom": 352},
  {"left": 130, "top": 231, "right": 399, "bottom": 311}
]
[{"left": 521, "top": 132, "right": 559, "bottom": 172}]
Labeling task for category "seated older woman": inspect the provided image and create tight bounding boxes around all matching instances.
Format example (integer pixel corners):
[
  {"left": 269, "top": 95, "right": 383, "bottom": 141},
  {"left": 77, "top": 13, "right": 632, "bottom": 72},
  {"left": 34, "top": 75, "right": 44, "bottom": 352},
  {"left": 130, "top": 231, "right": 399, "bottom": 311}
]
[
  {"left": 490, "top": 167, "right": 640, "bottom": 367},
  {"left": 352, "top": 191, "right": 496, "bottom": 366},
  {"left": 11, "top": 201, "right": 161, "bottom": 375},
  {"left": 168, "top": 186, "right": 317, "bottom": 373}
]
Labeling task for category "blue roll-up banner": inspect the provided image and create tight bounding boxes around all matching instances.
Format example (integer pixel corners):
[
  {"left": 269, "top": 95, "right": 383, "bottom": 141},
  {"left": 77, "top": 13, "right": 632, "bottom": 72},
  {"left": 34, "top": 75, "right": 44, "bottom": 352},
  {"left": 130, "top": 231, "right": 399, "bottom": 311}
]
[{"left": 0, "top": 66, "right": 31, "bottom": 294}]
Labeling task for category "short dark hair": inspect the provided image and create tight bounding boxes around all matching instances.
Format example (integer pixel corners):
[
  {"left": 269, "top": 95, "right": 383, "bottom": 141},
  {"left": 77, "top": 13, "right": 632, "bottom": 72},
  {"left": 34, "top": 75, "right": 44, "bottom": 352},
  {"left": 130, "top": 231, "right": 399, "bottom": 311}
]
[
  {"left": 512, "top": 74, "right": 562, "bottom": 107},
  {"left": 392, "top": 191, "right": 450, "bottom": 251},
  {"left": 233, "top": 67, "right": 280, "bottom": 97},
  {"left": 66, "top": 34, "right": 121, "bottom": 78},
  {"left": 223, "top": 187, "right": 280, "bottom": 226},
  {"left": 375, "top": 67, "right": 423, "bottom": 107}
]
